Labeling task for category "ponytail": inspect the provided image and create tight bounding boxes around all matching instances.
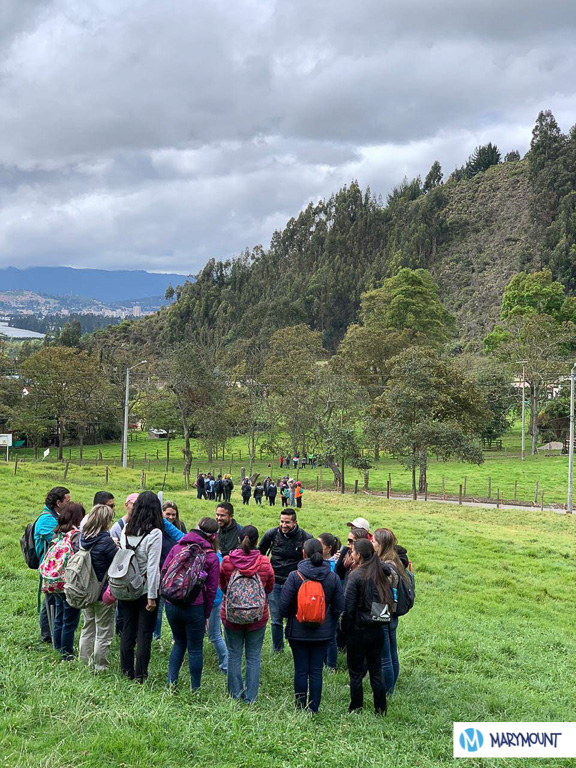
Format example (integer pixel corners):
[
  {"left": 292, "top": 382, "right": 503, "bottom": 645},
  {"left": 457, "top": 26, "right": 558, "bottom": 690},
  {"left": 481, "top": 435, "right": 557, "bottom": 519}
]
[
  {"left": 303, "top": 538, "right": 324, "bottom": 567},
  {"left": 238, "top": 524, "right": 259, "bottom": 554}
]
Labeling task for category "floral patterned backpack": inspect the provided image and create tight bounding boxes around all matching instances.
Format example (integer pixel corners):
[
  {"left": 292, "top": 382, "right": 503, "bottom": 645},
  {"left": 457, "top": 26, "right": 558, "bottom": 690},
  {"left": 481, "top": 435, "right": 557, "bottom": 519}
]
[{"left": 39, "top": 530, "right": 78, "bottom": 594}]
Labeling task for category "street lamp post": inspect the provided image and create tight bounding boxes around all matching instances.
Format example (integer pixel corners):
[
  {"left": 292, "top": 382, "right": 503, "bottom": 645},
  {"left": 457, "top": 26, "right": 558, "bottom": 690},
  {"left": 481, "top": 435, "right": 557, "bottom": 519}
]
[
  {"left": 122, "top": 360, "right": 147, "bottom": 469},
  {"left": 516, "top": 361, "right": 528, "bottom": 461},
  {"left": 567, "top": 362, "right": 576, "bottom": 513}
]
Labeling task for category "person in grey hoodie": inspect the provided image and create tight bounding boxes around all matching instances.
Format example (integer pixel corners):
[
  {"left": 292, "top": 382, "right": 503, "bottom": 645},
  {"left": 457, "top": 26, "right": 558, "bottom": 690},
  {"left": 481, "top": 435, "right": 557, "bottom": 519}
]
[
  {"left": 219, "top": 526, "right": 275, "bottom": 703},
  {"left": 280, "top": 539, "right": 344, "bottom": 713}
]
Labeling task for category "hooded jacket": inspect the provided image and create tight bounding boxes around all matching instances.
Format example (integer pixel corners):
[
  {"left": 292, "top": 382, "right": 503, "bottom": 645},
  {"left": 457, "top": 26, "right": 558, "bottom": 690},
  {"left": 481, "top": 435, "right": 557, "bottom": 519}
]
[
  {"left": 217, "top": 519, "right": 243, "bottom": 557},
  {"left": 258, "top": 525, "right": 313, "bottom": 584},
  {"left": 219, "top": 548, "right": 275, "bottom": 631},
  {"left": 279, "top": 559, "right": 344, "bottom": 643},
  {"left": 79, "top": 530, "right": 118, "bottom": 598},
  {"left": 162, "top": 530, "right": 220, "bottom": 618}
]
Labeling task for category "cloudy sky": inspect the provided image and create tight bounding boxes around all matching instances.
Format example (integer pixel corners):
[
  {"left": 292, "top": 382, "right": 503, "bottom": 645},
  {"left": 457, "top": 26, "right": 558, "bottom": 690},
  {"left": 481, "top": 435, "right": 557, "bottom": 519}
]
[{"left": 1, "top": 0, "right": 576, "bottom": 275}]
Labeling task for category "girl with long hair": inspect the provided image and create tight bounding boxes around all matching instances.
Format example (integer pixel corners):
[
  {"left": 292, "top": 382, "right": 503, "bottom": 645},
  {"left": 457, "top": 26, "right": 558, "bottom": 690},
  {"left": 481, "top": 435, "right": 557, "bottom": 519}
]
[
  {"left": 119, "top": 491, "right": 164, "bottom": 682},
  {"left": 373, "top": 527, "right": 410, "bottom": 696},
  {"left": 341, "top": 538, "right": 392, "bottom": 715}
]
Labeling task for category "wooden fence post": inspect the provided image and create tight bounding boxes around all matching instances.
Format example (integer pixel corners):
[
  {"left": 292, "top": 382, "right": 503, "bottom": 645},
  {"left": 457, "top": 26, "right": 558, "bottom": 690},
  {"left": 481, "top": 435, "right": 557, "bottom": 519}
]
[
  {"left": 386, "top": 480, "right": 390, "bottom": 499},
  {"left": 140, "top": 470, "right": 145, "bottom": 489},
  {"left": 354, "top": 479, "right": 358, "bottom": 494},
  {"left": 514, "top": 480, "right": 518, "bottom": 501},
  {"left": 458, "top": 484, "right": 462, "bottom": 505},
  {"left": 534, "top": 481, "right": 539, "bottom": 504},
  {"left": 14, "top": 458, "right": 18, "bottom": 476},
  {"left": 162, "top": 474, "right": 167, "bottom": 492},
  {"left": 316, "top": 475, "right": 319, "bottom": 491},
  {"left": 496, "top": 488, "right": 500, "bottom": 508},
  {"left": 487, "top": 477, "right": 492, "bottom": 499},
  {"left": 441, "top": 476, "right": 445, "bottom": 494},
  {"left": 105, "top": 466, "right": 109, "bottom": 485},
  {"left": 63, "top": 461, "right": 70, "bottom": 482}
]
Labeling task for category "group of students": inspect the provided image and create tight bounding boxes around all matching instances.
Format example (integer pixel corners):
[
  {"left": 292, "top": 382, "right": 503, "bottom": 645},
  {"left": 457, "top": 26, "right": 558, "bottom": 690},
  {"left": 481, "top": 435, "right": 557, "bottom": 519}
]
[
  {"left": 279, "top": 453, "right": 318, "bottom": 470},
  {"left": 239, "top": 476, "right": 304, "bottom": 508},
  {"left": 28, "top": 487, "right": 413, "bottom": 715}
]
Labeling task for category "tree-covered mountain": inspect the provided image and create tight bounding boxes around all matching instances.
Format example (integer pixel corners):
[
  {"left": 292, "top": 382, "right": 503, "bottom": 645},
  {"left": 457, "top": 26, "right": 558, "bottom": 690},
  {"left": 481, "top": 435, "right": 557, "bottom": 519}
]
[{"left": 93, "top": 110, "right": 576, "bottom": 356}]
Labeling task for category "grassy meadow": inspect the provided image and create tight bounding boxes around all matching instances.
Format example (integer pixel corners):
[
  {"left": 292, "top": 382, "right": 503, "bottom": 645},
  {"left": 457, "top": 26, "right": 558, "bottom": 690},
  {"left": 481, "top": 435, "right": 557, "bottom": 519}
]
[
  {"left": 9, "top": 419, "right": 572, "bottom": 506},
  {"left": 1, "top": 461, "right": 575, "bottom": 767}
]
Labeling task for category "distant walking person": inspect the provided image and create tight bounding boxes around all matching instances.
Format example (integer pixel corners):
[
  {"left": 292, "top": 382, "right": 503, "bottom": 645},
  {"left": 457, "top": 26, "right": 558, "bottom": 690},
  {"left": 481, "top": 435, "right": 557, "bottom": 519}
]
[{"left": 267, "top": 481, "right": 278, "bottom": 506}]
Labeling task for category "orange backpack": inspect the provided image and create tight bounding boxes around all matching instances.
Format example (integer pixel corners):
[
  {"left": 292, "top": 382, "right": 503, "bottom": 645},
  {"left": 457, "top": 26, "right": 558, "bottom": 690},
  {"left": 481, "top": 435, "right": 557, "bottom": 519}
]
[{"left": 296, "top": 573, "right": 326, "bottom": 625}]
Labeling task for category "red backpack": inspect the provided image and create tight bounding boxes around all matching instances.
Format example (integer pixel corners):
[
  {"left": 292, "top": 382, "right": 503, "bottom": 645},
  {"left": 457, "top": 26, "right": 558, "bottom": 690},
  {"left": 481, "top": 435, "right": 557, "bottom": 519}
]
[{"left": 296, "top": 573, "right": 326, "bottom": 625}]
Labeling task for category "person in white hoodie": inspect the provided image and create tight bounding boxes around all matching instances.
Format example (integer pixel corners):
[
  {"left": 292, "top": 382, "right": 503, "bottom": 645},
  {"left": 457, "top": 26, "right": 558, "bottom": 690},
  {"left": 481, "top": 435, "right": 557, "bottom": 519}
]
[{"left": 118, "top": 491, "right": 163, "bottom": 683}]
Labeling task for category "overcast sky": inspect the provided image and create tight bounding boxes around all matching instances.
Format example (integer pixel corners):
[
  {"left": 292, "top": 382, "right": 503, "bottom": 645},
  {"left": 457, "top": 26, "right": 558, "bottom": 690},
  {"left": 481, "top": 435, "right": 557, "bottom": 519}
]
[{"left": 1, "top": 0, "right": 576, "bottom": 275}]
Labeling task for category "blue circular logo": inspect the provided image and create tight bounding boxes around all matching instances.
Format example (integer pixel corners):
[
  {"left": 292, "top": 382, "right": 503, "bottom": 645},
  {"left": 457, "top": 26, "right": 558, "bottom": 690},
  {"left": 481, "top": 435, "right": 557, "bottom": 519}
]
[{"left": 459, "top": 728, "right": 484, "bottom": 752}]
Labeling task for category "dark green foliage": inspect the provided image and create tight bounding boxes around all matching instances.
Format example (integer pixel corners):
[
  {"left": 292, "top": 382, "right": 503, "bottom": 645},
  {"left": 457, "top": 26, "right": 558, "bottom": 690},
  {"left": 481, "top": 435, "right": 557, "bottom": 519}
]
[
  {"left": 465, "top": 143, "right": 502, "bottom": 178},
  {"left": 423, "top": 161, "right": 443, "bottom": 193},
  {"left": 504, "top": 150, "right": 521, "bottom": 162}
]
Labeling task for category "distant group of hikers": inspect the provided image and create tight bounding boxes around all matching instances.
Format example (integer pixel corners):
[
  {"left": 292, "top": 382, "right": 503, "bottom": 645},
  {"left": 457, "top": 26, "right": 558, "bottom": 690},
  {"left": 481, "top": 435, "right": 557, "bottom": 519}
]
[
  {"left": 22, "top": 486, "right": 414, "bottom": 715},
  {"left": 196, "top": 474, "right": 305, "bottom": 508}
]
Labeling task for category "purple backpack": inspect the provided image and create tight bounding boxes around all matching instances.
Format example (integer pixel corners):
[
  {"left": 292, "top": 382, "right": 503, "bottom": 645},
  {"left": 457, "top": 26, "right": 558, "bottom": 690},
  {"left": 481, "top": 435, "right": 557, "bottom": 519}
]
[{"left": 160, "top": 543, "right": 207, "bottom": 606}]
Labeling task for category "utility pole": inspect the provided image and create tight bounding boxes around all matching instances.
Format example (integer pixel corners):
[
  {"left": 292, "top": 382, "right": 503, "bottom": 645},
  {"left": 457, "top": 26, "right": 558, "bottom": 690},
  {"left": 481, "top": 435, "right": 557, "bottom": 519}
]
[
  {"left": 567, "top": 362, "right": 576, "bottom": 513},
  {"left": 516, "top": 361, "right": 528, "bottom": 461},
  {"left": 122, "top": 360, "right": 147, "bottom": 469}
]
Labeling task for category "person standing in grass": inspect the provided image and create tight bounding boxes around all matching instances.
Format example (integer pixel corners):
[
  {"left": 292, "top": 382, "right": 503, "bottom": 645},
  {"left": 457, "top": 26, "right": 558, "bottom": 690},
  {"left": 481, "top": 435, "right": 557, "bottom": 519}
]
[
  {"left": 78, "top": 503, "right": 118, "bottom": 671},
  {"left": 341, "top": 539, "right": 392, "bottom": 715},
  {"left": 49, "top": 502, "right": 85, "bottom": 660},
  {"left": 162, "top": 517, "right": 220, "bottom": 691},
  {"left": 241, "top": 478, "right": 252, "bottom": 506},
  {"left": 280, "top": 539, "right": 344, "bottom": 713},
  {"left": 295, "top": 481, "right": 303, "bottom": 509},
  {"left": 373, "top": 527, "right": 412, "bottom": 696},
  {"left": 118, "top": 491, "right": 163, "bottom": 683},
  {"left": 335, "top": 527, "right": 370, "bottom": 581},
  {"left": 35, "top": 486, "right": 70, "bottom": 644},
  {"left": 317, "top": 532, "right": 341, "bottom": 670},
  {"left": 258, "top": 510, "right": 313, "bottom": 652},
  {"left": 267, "top": 480, "right": 278, "bottom": 506},
  {"left": 253, "top": 481, "right": 264, "bottom": 505},
  {"left": 220, "top": 525, "right": 274, "bottom": 703}
]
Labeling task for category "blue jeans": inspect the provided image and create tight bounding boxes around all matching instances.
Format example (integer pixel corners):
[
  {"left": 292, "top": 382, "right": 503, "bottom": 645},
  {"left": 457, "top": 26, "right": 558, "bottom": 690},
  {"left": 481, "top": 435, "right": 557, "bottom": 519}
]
[
  {"left": 267, "top": 583, "right": 285, "bottom": 651},
  {"left": 381, "top": 615, "right": 399, "bottom": 694},
  {"left": 208, "top": 603, "right": 228, "bottom": 672},
  {"left": 53, "top": 593, "right": 81, "bottom": 658},
  {"left": 325, "top": 629, "right": 338, "bottom": 669},
  {"left": 154, "top": 597, "right": 164, "bottom": 640},
  {"left": 165, "top": 602, "right": 205, "bottom": 689},
  {"left": 289, "top": 640, "right": 329, "bottom": 712},
  {"left": 224, "top": 625, "right": 266, "bottom": 703}
]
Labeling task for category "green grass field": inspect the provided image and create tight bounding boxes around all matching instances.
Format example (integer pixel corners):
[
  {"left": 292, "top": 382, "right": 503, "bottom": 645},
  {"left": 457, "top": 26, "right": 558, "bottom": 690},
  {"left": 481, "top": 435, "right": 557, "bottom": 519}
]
[
  {"left": 8, "top": 420, "right": 573, "bottom": 506},
  {"left": 1, "top": 462, "right": 575, "bottom": 767}
]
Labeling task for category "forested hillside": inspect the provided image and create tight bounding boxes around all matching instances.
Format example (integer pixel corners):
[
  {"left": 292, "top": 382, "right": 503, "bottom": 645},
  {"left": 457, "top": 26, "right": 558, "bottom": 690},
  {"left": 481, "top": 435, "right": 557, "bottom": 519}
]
[{"left": 91, "top": 110, "right": 574, "bottom": 357}]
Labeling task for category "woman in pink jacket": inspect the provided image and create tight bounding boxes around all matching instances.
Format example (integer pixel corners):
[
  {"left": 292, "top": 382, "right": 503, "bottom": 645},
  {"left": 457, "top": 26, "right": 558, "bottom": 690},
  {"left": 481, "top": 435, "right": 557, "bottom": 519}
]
[{"left": 220, "top": 525, "right": 275, "bottom": 703}]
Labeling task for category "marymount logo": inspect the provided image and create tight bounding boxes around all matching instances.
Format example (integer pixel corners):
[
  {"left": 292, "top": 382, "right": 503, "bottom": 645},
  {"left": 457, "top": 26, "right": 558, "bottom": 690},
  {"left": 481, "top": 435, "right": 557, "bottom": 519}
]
[{"left": 459, "top": 728, "right": 484, "bottom": 752}]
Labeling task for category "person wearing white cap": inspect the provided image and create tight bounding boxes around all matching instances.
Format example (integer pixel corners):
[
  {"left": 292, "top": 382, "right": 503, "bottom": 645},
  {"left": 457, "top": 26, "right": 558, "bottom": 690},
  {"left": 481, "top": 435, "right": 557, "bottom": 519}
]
[{"left": 347, "top": 517, "right": 370, "bottom": 533}]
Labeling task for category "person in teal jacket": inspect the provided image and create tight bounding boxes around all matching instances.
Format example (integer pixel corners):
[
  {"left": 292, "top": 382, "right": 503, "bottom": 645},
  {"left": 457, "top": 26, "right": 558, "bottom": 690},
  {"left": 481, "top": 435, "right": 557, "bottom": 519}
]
[{"left": 34, "top": 487, "right": 70, "bottom": 643}]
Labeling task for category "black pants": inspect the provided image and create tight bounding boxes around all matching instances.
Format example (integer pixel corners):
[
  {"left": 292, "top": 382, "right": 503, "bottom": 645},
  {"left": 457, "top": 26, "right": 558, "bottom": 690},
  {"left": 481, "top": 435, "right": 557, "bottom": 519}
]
[
  {"left": 119, "top": 596, "right": 159, "bottom": 681},
  {"left": 40, "top": 589, "right": 57, "bottom": 642},
  {"left": 268, "top": 496, "right": 276, "bottom": 506},
  {"left": 346, "top": 625, "right": 387, "bottom": 714}
]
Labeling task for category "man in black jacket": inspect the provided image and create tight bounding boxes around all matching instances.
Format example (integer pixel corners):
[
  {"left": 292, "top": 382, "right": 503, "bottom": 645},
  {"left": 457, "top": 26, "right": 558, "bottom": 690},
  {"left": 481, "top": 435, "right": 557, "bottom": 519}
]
[
  {"left": 216, "top": 501, "right": 243, "bottom": 557},
  {"left": 258, "top": 510, "right": 313, "bottom": 652}
]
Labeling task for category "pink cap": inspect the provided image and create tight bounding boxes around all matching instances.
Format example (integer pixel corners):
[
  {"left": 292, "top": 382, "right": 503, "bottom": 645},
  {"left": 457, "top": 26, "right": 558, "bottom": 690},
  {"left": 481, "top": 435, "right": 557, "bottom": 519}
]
[{"left": 125, "top": 493, "right": 139, "bottom": 505}]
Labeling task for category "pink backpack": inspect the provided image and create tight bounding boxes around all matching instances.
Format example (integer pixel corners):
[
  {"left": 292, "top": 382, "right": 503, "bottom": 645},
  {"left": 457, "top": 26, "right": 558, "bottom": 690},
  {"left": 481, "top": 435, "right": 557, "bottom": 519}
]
[{"left": 39, "top": 531, "right": 78, "bottom": 594}]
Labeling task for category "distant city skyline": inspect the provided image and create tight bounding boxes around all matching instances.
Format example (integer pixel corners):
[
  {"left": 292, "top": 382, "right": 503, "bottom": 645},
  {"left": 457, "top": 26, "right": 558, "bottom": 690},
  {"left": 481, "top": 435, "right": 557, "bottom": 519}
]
[{"left": 1, "top": 1, "right": 575, "bottom": 274}]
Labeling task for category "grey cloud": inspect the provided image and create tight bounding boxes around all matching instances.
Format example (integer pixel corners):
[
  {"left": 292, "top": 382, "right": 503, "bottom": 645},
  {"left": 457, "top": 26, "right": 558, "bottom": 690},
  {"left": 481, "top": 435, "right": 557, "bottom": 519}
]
[{"left": 0, "top": 0, "right": 574, "bottom": 273}]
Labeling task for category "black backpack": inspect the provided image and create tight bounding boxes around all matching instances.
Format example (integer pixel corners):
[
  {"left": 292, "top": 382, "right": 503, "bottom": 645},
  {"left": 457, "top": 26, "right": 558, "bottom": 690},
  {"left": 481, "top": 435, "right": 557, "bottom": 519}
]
[
  {"left": 20, "top": 510, "right": 57, "bottom": 570},
  {"left": 390, "top": 564, "right": 415, "bottom": 616}
]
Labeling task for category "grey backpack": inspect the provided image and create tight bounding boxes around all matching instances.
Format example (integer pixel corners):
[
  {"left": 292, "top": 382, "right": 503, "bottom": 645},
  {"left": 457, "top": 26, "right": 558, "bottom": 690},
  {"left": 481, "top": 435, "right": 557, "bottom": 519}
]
[
  {"left": 64, "top": 547, "right": 102, "bottom": 609},
  {"left": 108, "top": 536, "right": 147, "bottom": 601}
]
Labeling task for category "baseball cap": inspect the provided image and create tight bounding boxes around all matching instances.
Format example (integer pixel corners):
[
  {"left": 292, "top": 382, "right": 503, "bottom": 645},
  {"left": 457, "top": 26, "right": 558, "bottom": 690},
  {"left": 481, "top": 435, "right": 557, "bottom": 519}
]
[
  {"left": 347, "top": 517, "right": 370, "bottom": 532},
  {"left": 125, "top": 493, "right": 139, "bottom": 505}
]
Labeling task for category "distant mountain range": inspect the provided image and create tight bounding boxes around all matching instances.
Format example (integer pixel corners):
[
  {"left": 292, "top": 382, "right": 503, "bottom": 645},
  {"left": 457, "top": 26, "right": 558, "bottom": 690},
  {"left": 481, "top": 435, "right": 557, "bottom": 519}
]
[{"left": 0, "top": 267, "right": 188, "bottom": 303}]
